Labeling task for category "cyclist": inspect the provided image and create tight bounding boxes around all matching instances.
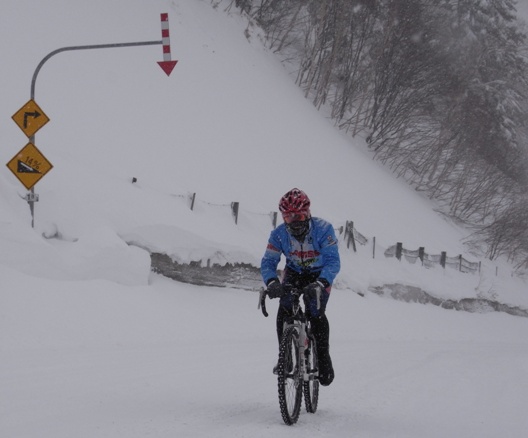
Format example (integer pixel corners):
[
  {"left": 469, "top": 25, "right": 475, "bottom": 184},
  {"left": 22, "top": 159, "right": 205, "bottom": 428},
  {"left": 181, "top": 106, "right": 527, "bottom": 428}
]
[{"left": 261, "top": 188, "right": 340, "bottom": 386}]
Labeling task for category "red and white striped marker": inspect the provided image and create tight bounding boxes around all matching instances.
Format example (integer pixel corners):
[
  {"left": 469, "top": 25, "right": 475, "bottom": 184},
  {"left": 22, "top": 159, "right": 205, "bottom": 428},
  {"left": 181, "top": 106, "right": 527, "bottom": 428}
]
[{"left": 158, "top": 13, "right": 178, "bottom": 76}]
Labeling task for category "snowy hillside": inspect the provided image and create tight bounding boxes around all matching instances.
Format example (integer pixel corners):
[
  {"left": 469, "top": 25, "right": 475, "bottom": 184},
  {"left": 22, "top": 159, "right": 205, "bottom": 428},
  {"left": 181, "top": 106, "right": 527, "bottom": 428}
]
[
  {"left": 1, "top": 0, "right": 526, "bottom": 304},
  {"left": 1, "top": 1, "right": 528, "bottom": 437}
]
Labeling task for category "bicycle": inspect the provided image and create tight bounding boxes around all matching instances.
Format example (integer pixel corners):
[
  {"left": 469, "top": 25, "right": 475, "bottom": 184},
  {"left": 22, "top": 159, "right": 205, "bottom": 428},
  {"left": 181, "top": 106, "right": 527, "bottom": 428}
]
[{"left": 259, "top": 287, "right": 321, "bottom": 425}]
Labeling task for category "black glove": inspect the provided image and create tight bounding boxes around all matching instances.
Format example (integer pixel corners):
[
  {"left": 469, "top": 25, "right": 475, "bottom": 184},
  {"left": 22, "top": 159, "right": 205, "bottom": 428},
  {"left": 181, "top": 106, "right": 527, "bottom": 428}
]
[
  {"left": 266, "top": 279, "right": 284, "bottom": 299},
  {"left": 303, "top": 279, "right": 329, "bottom": 300}
]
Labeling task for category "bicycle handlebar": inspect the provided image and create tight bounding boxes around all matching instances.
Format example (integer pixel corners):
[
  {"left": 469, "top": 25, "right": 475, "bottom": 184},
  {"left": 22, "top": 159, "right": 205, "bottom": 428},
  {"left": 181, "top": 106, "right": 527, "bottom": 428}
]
[
  {"left": 258, "top": 286, "right": 321, "bottom": 318},
  {"left": 258, "top": 289, "right": 269, "bottom": 317}
]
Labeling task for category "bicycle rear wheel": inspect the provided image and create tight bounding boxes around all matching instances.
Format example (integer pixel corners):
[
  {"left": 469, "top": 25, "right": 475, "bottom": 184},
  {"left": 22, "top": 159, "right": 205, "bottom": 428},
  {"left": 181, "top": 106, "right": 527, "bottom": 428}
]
[
  {"left": 277, "top": 326, "right": 302, "bottom": 425},
  {"left": 303, "top": 334, "right": 319, "bottom": 413}
]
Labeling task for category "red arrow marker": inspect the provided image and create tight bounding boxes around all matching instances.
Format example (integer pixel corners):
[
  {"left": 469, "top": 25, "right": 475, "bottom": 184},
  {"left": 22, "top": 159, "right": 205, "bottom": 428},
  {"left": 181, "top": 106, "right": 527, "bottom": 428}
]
[{"left": 158, "top": 13, "right": 178, "bottom": 76}]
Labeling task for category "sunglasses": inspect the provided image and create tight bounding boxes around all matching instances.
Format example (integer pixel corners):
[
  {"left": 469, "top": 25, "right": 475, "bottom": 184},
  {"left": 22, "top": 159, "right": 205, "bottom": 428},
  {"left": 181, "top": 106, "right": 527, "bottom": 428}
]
[{"left": 282, "top": 212, "right": 309, "bottom": 224}]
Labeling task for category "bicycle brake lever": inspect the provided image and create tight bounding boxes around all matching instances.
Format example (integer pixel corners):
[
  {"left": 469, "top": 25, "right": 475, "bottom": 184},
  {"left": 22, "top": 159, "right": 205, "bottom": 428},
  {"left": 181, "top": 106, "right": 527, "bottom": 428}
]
[{"left": 258, "top": 289, "right": 269, "bottom": 317}]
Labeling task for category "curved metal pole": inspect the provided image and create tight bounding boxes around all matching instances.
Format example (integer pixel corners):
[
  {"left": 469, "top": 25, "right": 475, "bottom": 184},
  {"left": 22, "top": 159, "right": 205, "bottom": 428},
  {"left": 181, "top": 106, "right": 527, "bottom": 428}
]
[
  {"left": 27, "top": 40, "right": 162, "bottom": 228},
  {"left": 31, "top": 40, "right": 162, "bottom": 99}
]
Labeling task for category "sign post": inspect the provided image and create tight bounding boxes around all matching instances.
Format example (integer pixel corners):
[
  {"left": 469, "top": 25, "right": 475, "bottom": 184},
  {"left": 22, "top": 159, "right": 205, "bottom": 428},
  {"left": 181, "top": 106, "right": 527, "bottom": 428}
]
[
  {"left": 9, "top": 99, "right": 52, "bottom": 228},
  {"left": 7, "top": 13, "right": 178, "bottom": 228}
]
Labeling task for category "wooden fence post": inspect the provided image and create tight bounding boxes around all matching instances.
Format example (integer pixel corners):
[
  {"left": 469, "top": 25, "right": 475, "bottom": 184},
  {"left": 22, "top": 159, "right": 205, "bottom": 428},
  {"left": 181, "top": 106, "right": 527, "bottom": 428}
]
[
  {"left": 396, "top": 242, "right": 402, "bottom": 261},
  {"left": 271, "top": 211, "right": 278, "bottom": 228},
  {"left": 188, "top": 192, "right": 196, "bottom": 211},
  {"left": 419, "top": 247, "right": 425, "bottom": 265},
  {"left": 440, "top": 251, "right": 446, "bottom": 268},
  {"left": 231, "top": 202, "right": 239, "bottom": 224},
  {"left": 346, "top": 221, "right": 357, "bottom": 252},
  {"left": 373, "top": 236, "right": 376, "bottom": 259}
]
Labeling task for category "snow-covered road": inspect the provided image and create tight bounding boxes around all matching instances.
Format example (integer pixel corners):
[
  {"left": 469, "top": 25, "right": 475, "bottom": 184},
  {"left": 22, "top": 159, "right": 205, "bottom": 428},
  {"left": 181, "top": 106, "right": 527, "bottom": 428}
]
[{"left": 2, "top": 273, "right": 527, "bottom": 438}]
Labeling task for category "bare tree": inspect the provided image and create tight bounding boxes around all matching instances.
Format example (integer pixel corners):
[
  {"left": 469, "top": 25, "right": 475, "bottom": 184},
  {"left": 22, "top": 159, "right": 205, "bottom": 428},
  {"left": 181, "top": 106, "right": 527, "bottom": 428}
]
[{"left": 231, "top": 0, "right": 528, "bottom": 269}]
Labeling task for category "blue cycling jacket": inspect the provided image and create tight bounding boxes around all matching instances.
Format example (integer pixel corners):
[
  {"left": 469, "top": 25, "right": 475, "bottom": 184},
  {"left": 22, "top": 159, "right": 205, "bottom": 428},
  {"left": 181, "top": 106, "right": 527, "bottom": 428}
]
[{"left": 261, "top": 217, "right": 340, "bottom": 285}]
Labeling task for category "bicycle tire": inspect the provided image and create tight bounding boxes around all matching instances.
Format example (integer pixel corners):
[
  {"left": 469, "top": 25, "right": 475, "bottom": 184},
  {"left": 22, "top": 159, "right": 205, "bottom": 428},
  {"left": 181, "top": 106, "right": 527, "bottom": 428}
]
[
  {"left": 303, "top": 334, "right": 319, "bottom": 413},
  {"left": 277, "top": 326, "right": 302, "bottom": 425}
]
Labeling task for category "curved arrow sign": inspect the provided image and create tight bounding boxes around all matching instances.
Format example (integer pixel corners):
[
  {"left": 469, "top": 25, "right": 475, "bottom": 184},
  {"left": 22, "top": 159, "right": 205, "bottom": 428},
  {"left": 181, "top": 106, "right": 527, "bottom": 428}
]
[{"left": 12, "top": 99, "right": 50, "bottom": 138}]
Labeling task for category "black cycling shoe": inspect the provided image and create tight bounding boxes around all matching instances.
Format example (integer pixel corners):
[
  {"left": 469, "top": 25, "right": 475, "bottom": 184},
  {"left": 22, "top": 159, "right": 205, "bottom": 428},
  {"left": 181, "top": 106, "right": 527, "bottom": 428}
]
[
  {"left": 317, "top": 354, "right": 334, "bottom": 386},
  {"left": 318, "top": 369, "right": 334, "bottom": 386}
]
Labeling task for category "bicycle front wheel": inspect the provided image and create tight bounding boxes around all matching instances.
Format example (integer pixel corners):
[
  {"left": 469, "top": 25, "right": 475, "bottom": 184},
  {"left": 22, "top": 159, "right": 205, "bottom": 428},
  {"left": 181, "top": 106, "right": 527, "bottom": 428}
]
[
  {"left": 277, "top": 326, "right": 302, "bottom": 425},
  {"left": 303, "top": 334, "right": 319, "bottom": 413}
]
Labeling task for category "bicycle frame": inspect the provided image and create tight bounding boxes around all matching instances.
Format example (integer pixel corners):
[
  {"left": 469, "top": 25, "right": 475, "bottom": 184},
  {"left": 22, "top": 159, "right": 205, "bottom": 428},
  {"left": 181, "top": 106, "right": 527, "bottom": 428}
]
[{"left": 282, "top": 291, "right": 316, "bottom": 382}]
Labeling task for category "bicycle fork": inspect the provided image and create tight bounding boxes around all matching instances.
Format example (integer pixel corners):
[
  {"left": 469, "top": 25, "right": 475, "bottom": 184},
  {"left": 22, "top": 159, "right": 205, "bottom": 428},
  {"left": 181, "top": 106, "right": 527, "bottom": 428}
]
[{"left": 295, "top": 322, "right": 317, "bottom": 382}]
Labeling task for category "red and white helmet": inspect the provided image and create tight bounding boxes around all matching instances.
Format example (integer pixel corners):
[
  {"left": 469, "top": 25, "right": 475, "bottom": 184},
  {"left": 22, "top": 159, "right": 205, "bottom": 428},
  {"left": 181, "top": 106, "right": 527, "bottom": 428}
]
[{"left": 279, "top": 188, "right": 311, "bottom": 217}]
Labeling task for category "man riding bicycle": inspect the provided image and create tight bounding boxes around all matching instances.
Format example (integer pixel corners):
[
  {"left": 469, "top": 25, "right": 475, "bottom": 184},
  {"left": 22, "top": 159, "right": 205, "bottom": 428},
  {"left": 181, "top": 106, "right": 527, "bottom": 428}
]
[{"left": 261, "top": 188, "right": 340, "bottom": 386}]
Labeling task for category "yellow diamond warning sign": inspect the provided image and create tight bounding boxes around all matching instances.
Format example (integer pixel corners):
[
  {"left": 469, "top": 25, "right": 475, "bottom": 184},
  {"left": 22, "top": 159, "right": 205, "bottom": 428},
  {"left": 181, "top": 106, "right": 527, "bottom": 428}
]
[
  {"left": 12, "top": 99, "right": 50, "bottom": 138},
  {"left": 6, "top": 143, "right": 53, "bottom": 190}
]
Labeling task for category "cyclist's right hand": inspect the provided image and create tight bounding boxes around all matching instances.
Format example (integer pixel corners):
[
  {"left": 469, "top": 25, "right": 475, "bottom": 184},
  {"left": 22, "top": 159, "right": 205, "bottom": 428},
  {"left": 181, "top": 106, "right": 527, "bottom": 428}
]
[{"left": 266, "top": 279, "right": 284, "bottom": 299}]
